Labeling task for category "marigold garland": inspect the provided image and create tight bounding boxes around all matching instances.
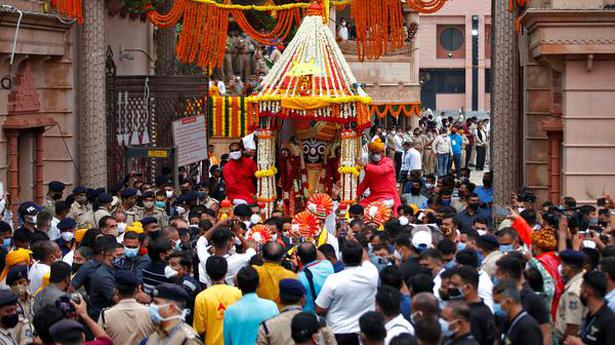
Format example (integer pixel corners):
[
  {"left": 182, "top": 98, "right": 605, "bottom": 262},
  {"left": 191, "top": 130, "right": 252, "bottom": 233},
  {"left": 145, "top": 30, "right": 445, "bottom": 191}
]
[
  {"left": 351, "top": 0, "right": 404, "bottom": 61},
  {"left": 371, "top": 102, "right": 422, "bottom": 118},
  {"left": 209, "top": 96, "right": 250, "bottom": 138},
  {"left": 51, "top": 0, "right": 83, "bottom": 23},
  {"left": 405, "top": 0, "right": 448, "bottom": 14}
]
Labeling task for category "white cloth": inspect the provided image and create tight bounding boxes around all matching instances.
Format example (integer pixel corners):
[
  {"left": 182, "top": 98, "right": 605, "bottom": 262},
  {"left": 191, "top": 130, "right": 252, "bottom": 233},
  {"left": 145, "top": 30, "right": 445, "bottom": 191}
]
[
  {"left": 393, "top": 134, "right": 404, "bottom": 153},
  {"left": 432, "top": 268, "right": 445, "bottom": 300},
  {"left": 62, "top": 250, "right": 75, "bottom": 266},
  {"left": 49, "top": 218, "right": 60, "bottom": 241},
  {"left": 209, "top": 80, "right": 226, "bottom": 95},
  {"left": 431, "top": 134, "right": 452, "bottom": 155},
  {"left": 315, "top": 261, "right": 379, "bottom": 334},
  {"left": 478, "top": 269, "right": 494, "bottom": 311},
  {"left": 337, "top": 25, "right": 349, "bottom": 41},
  {"left": 28, "top": 261, "right": 50, "bottom": 294},
  {"left": 196, "top": 236, "right": 256, "bottom": 286},
  {"left": 406, "top": 148, "right": 422, "bottom": 171},
  {"left": 385, "top": 314, "right": 415, "bottom": 344}
]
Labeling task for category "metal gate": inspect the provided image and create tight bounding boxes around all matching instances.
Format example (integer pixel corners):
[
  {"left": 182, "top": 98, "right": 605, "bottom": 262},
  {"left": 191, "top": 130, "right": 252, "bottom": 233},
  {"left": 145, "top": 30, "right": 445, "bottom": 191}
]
[{"left": 105, "top": 47, "right": 208, "bottom": 185}]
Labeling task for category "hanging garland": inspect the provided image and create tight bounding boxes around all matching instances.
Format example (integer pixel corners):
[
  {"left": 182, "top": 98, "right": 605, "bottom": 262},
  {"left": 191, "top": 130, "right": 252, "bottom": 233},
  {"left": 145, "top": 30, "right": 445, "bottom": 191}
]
[
  {"left": 50, "top": 0, "right": 84, "bottom": 23},
  {"left": 405, "top": 0, "right": 448, "bottom": 14},
  {"left": 231, "top": 8, "right": 300, "bottom": 46},
  {"left": 351, "top": 0, "right": 404, "bottom": 61},
  {"left": 208, "top": 96, "right": 253, "bottom": 138},
  {"left": 371, "top": 102, "right": 422, "bottom": 118}
]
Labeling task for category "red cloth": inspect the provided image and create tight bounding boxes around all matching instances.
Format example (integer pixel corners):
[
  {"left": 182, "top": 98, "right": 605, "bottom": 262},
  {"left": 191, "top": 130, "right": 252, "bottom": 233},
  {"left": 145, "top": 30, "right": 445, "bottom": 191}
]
[
  {"left": 222, "top": 157, "right": 257, "bottom": 204},
  {"left": 357, "top": 157, "right": 401, "bottom": 215},
  {"left": 536, "top": 251, "right": 565, "bottom": 322},
  {"left": 512, "top": 217, "right": 533, "bottom": 247}
]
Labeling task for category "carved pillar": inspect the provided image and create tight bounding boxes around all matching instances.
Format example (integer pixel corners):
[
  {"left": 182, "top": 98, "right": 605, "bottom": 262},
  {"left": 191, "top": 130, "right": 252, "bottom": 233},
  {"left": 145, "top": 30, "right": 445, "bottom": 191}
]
[
  {"left": 81, "top": 0, "right": 108, "bottom": 187},
  {"left": 490, "top": 0, "right": 519, "bottom": 206},
  {"left": 7, "top": 130, "right": 19, "bottom": 223},
  {"left": 541, "top": 119, "right": 563, "bottom": 204},
  {"left": 34, "top": 128, "right": 44, "bottom": 205},
  {"left": 154, "top": 0, "right": 177, "bottom": 75}
]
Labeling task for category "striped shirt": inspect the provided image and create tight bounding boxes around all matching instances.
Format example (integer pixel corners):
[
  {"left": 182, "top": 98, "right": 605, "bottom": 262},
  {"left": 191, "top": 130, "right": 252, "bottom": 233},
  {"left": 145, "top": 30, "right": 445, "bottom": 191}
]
[{"left": 141, "top": 261, "right": 171, "bottom": 294}]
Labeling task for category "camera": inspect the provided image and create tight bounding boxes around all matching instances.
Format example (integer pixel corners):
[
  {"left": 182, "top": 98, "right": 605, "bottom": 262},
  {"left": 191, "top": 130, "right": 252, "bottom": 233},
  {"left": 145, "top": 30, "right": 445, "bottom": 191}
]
[{"left": 517, "top": 187, "right": 536, "bottom": 203}]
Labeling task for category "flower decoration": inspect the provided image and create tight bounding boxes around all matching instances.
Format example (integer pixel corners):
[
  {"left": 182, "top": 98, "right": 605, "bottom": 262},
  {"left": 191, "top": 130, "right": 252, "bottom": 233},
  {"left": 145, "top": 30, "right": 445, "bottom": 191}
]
[
  {"left": 363, "top": 201, "right": 393, "bottom": 226},
  {"left": 292, "top": 211, "right": 320, "bottom": 239},
  {"left": 306, "top": 193, "right": 334, "bottom": 219},
  {"left": 248, "top": 224, "right": 273, "bottom": 244}
]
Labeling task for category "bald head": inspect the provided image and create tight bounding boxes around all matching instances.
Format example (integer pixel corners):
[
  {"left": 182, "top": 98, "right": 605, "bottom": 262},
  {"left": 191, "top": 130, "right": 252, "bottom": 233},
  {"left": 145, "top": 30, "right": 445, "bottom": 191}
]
[
  {"left": 263, "top": 241, "right": 285, "bottom": 262},
  {"left": 412, "top": 292, "right": 440, "bottom": 319},
  {"left": 297, "top": 242, "right": 317, "bottom": 264}
]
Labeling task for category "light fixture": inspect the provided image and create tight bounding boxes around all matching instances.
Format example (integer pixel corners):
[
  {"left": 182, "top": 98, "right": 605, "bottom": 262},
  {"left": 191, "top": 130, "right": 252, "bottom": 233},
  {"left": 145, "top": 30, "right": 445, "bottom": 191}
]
[
  {"left": 471, "top": 28, "right": 479, "bottom": 36},
  {"left": 448, "top": 52, "right": 453, "bottom": 58}
]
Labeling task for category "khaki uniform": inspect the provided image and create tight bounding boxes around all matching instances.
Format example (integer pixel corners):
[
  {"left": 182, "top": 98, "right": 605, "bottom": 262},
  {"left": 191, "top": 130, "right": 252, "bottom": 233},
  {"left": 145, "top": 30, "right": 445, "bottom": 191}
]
[
  {"left": 555, "top": 271, "right": 585, "bottom": 341},
  {"left": 138, "top": 207, "right": 168, "bottom": 227},
  {"left": 43, "top": 196, "right": 56, "bottom": 217},
  {"left": 93, "top": 208, "right": 112, "bottom": 228},
  {"left": 68, "top": 202, "right": 92, "bottom": 227},
  {"left": 11, "top": 298, "right": 34, "bottom": 345},
  {"left": 98, "top": 298, "right": 155, "bottom": 345},
  {"left": 117, "top": 204, "right": 142, "bottom": 224},
  {"left": 145, "top": 322, "right": 202, "bottom": 345},
  {"left": 424, "top": 132, "right": 436, "bottom": 174},
  {"left": 256, "top": 307, "right": 337, "bottom": 345}
]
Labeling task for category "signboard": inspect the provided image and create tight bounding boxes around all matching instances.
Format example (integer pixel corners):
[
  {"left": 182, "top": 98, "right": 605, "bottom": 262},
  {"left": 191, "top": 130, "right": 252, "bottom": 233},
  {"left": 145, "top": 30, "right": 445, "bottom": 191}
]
[{"left": 172, "top": 115, "right": 208, "bottom": 167}]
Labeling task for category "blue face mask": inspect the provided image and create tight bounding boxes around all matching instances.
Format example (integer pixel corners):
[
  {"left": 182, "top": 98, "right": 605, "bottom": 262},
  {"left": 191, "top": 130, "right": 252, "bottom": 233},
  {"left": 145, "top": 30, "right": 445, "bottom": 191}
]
[
  {"left": 444, "top": 260, "right": 456, "bottom": 270},
  {"left": 491, "top": 276, "right": 499, "bottom": 286},
  {"left": 589, "top": 218, "right": 599, "bottom": 225},
  {"left": 149, "top": 303, "right": 166, "bottom": 325},
  {"left": 124, "top": 247, "right": 139, "bottom": 259},
  {"left": 499, "top": 244, "right": 513, "bottom": 253},
  {"left": 441, "top": 200, "right": 452, "bottom": 206},
  {"left": 493, "top": 303, "right": 507, "bottom": 318},
  {"left": 456, "top": 242, "right": 466, "bottom": 252},
  {"left": 439, "top": 318, "right": 454, "bottom": 338},
  {"left": 155, "top": 201, "right": 166, "bottom": 209},
  {"left": 1, "top": 238, "right": 11, "bottom": 250}
]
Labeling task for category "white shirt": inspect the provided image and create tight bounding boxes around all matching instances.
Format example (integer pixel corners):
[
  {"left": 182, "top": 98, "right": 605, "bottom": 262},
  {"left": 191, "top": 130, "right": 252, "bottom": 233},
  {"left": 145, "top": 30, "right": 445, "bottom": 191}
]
[
  {"left": 385, "top": 314, "right": 415, "bottom": 344},
  {"left": 406, "top": 148, "right": 422, "bottom": 171},
  {"left": 196, "top": 236, "right": 256, "bottom": 286},
  {"left": 433, "top": 268, "right": 445, "bottom": 300},
  {"left": 338, "top": 25, "right": 349, "bottom": 41},
  {"left": 393, "top": 134, "right": 404, "bottom": 153},
  {"left": 478, "top": 269, "right": 494, "bottom": 311},
  {"left": 28, "top": 261, "right": 50, "bottom": 294},
  {"left": 315, "top": 261, "right": 379, "bottom": 334},
  {"left": 209, "top": 80, "right": 226, "bottom": 95},
  {"left": 50, "top": 218, "right": 60, "bottom": 241},
  {"left": 431, "top": 134, "right": 452, "bottom": 155}
]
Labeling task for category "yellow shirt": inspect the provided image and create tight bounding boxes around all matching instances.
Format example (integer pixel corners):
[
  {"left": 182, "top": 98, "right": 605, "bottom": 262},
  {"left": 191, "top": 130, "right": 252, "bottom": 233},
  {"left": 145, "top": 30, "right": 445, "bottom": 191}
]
[
  {"left": 253, "top": 263, "right": 297, "bottom": 309},
  {"left": 193, "top": 284, "right": 242, "bottom": 345}
]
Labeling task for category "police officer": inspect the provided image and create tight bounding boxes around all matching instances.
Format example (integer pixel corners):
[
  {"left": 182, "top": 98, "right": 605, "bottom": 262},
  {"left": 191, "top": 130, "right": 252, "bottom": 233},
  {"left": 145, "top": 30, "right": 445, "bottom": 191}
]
[
  {"left": 118, "top": 188, "right": 141, "bottom": 224},
  {"left": 44, "top": 181, "right": 65, "bottom": 217},
  {"left": 563, "top": 271, "right": 615, "bottom": 345},
  {"left": 146, "top": 283, "right": 202, "bottom": 345},
  {"left": 98, "top": 271, "right": 154, "bottom": 345},
  {"left": 0, "top": 289, "right": 19, "bottom": 345},
  {"left": 139, "top": 192, "right": 168, "bottom": 226},
  {"left": 55, "top": 218, "right": 77, "bottom": 261},
  {"left": 92, "top": 193, "right": 114, "bottom": 229},
  {"left": 141, "top": 217, "right": 160, "bottom": 234},
  {"left": 68, "top": 186, "right": 91, "bottom": 227},
  {"left": 556, "top": 250, "right": 586, "bottom": 342}
]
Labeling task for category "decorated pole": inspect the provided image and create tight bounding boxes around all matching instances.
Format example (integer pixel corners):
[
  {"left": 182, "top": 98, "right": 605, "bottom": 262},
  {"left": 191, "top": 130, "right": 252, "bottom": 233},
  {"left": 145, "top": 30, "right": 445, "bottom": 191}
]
[
  {"left": 255, "top": 129, "right": 277, "bottom": 217},
  {"left": 338, "top": 129, "right": 361, "bottom": 212}
]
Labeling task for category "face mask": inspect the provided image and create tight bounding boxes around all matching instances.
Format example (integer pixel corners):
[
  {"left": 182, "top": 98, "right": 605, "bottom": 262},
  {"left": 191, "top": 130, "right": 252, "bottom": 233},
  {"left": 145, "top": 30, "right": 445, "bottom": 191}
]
[
  {"left": 456, "top": 242, "right": 466, "bottom": 252},
  {"left": 441, "top": 200, "right": 451, "bottom": 206},
  {"left": 25, "top": 214, "right": 37, "bottom": 225},
  {"left": 165, "top": 190, "right": 174, "bottom": 198},
  {"left": 149, "top": 303, "right": 168, "bottom": 325},
  {"left": 425, "top": 183, "right": 434, "bottom": 189},
  {"left": 174, "top": 240, "right": 181, "bottom": 251},
  {"left": 155, "top": 201, "right": 166, "bottom": 208},
  {"left": 124, "top": 247, "right": 139, "bottom": 259},
  {"left": 250, "top": 214, "right": 262, "bottom": 225},
  {"left": 589, "top": 218, "right": 599, "bottom": 225},
  {"left": 61, "top": 232, "right": 74, "bottom": 242},
  {"left": 444, "top": 260, "right": 456, "bottom": 270},
  {"left": 243, "top": 220, "right": 252, "bottom": 229},
  {"left": 1, "top": 313, "right": 18, "bottom": 329},
  {"left": 1, "top": 238, "right": 11, "bottom": 250},
  {"left": 371, "top": 154, "right": 382, "bottom": 162},
  {"left": 448, "top": 287, "right": 465, "bottom": 300},
  {"left": 72, "top": 262, "right": 82, "bottom": 273},
  {"left": 476, "top": 229, "right": 487, "bottom": 236},
  {"left": 493, "top": 303, "right": 507, "bottom": 318},
  {"left": 468, "top": 203, "right": 479, "bottom": 211},
  {"left": 272, "top": 234, "right": 278, "bottom": 242},
  {"left": 411, "top": 187, "right": 421, "bottom": 195},
  {"left": 164, "top": 266, "right": 179, "bottom": 279},
  {"left": 282, "top": 230, "right": 289, "bottom": 237},
  {"left": 399, "top": 216, "right": 409, "bottom": 226},
  {"left": 499, "top": 244, "right": 513, "bottom": 253},
  {"left": 491, "top": 276, "right": 499, "bottom": 286},
  {"left": 143, "top": 201, "right": 155, "bottom": 209},
  {"left": 482, "top": 179, "right": 493, "bottom": 188},
  {"left": 11, "top": 284, "right": 28, "bottom": 300},
  {"left": 440, "top": 319, "right": 454, "bottom": 338},
  {"left": 229, "top": 151, "right": 242, "bottom": 160},
  {"left": 176, "top": 206, "right": 186, "bottom": 215},
  {"left": 117, "top": 222, "right": 127, "bottom": 234},
  {"left": 391, "top": 130, "right": 397, "bottom": 135}
]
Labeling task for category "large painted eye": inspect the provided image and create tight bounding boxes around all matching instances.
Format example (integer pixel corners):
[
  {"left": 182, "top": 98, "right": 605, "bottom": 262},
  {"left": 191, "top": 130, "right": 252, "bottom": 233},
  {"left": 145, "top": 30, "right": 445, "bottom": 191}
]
[
  {"left": 317, "top": 145, "right": 326, "bottom": 155},
  {"left": 302, "top": 144, "right": 309, "bottom": 154}
]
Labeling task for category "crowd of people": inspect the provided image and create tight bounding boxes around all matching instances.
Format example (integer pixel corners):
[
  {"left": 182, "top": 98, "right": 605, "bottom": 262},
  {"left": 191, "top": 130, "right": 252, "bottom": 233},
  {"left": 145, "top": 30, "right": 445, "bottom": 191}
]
[{"left": 0, "top": 117, "right": 613, "bottom": 345}]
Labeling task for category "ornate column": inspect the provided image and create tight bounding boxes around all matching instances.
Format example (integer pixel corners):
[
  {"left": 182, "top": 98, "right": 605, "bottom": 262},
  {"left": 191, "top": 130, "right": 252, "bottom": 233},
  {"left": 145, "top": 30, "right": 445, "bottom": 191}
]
[
  {"left": 81, "top": 0, "right": 108, "bottom": 187},
  {"left": 154, "top": 0, "right": 177, "bottom": 75},
  {"left": 7, "top": 130, "right": 19, "bottom": 223},
  {"left": 338, "top": 129, "right": 360, "bottom": 212},
  {"left": 34, "top": 128, "right": 44, "bottom": 205},
  {"left": 255, "top": 130, "right": 277, "bottom": 217},
  {"left": 490, "top": 0, "right": 519, "bottom": 206}
]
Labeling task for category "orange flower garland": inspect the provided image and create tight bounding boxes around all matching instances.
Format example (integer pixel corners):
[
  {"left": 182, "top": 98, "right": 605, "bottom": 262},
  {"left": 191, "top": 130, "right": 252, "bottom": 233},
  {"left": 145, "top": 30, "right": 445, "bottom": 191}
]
[
  {"left": 351, "top": 0, "right": 404, "bottom": 61},
  {"left": 405, "top": 0, "right": 448, "bottom": 14},
  {"left": 51, "top": 0, "right": 83, "bottom": 23}
]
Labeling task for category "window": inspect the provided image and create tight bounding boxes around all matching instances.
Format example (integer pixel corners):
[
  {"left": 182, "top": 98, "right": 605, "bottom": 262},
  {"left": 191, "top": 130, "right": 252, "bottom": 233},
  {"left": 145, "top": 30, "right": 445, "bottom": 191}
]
[
  {"left": 437, "top": 25, "right": 465, "bottom": 59},
  {"left": 485, "top": 69, "right": 491, "bottom": 93},
  {"left": 436, "top": 69, "right": 465, "bottom": 94}
]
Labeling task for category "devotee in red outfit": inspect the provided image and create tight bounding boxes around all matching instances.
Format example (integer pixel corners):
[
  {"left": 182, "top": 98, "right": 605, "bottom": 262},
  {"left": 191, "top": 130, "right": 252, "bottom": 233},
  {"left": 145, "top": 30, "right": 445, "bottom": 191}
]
[
  {"left": 222, "top": 142, "right": 257, "bottom": 204},
  {"left": 357, "top": 138, "right": 401, "bottom": 215}
]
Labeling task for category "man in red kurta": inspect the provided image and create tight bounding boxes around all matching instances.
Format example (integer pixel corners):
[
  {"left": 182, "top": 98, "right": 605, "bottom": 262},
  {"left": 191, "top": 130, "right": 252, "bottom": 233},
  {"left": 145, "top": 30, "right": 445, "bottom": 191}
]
[
  {"left": 222, "top": 142, "right": 257, "bottom": 204},
  {"left": 357, "top": 137, "right": 401, "bottom": 215}
]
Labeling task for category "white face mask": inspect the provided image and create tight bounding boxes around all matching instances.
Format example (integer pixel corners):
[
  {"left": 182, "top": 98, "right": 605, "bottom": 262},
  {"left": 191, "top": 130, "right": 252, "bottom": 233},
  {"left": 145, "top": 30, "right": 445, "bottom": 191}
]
[
  {"left": 143, "top": 201, "right": 155, "bottom": 209},
  {"left": 165, "top": 190, "right": 174, "bottom": 198},
  {"left": 399, "top": 216, "right": 409, "bottom": 226},
  {"left": 371, "top": 154, "right": 382, "bottom": 162},
  {"left": 61, "top": 232, "right": 74, "bottom": 242},
  {"left": 164, "top": 266, "right": 179, "bottom": 279},
  {"left": 176, "top": 206, "right": 186, "bottom": 215},
  {"left": 117, "top": 222, "right": 127, "bottom": 234},
  {"left": 250, "top": 214, "right": 262, "bottom": 225},
  {"left": 229, "top": 151, "right": 242, "bottom": 160}
]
